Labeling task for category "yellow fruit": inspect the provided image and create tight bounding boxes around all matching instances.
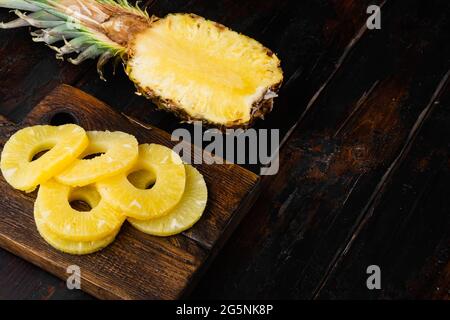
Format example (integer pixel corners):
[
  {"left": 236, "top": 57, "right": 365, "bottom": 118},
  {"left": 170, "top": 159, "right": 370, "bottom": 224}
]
[
  {"left": 36, "top": 180, "right": 125, "bottom": 241},
  {"left": 34, "top": 203, "right": 119, "bottom": 255},
  {"left": 0, "top": 1, "right": 283, "bottom": 127},
  {"left": 129, "top": 165, "right": 207, "bottom": 236},
  {"left": 0, "top": 124, "right": 88, "bottom": 192},
  {"left": 97, "top": 144, "right": 186, "bottom": 220},
  {"left": 55, "top": 131, "right": 138, "bottom": 186}
]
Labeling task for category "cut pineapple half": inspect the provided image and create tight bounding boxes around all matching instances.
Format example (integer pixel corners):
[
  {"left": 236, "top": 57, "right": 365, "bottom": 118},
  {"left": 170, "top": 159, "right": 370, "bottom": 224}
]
[
  {"left": 55, "top": 131, "right": 138, "bottom": 186},
  {"left": 0, "top": 124, "right": 88, "bottom": 192},
  {"left": 97, "top": 144, "right": 186, "bottom": 220},
  {"left": 127, "top": 13, "right": 283, "bottom": 127},
  {"left": 35, "top": 202, "right": 119, "bottom": 255},
  {"left": 0, "top": 1, "right": 283, "bottom": 127},
  {"left": 36, "top": 180, "right": 125, "bottom": 241},
  {"left": 129, "top": 165, "right": 207, "bottom": 236}
]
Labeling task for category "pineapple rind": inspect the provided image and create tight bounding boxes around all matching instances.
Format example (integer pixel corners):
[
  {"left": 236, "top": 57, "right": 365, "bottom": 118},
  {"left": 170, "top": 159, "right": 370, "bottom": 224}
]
[
  {"left": 35, "top": 202, "right": 119, "bottom": 255},
  {"left": 55, "top": 131, "right": 138, "bottom": 187},
  {"left": 97, "top": 144, "right": 186, "bottom": 220},
  {"left": 128, "top": 164, "right": 207, "bottom": 236},
  {"left": 37, "top": 180, "right": 125, "bottom": 241},
  {"left": 0, "top": 124, "right": 88, "bottom": 192}
]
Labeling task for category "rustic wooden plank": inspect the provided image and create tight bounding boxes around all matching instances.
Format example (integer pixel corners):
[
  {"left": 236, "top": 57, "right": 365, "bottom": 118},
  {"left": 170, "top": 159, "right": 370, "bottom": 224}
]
[
  {"left": 316, "top": 80, "right": 450, "bottom": 299},
  {"left": 0, "top": 85, "right": 260, "bottom": 299},
  {"left": 192, "top": 0, "right": 450, "bottom": 299}
]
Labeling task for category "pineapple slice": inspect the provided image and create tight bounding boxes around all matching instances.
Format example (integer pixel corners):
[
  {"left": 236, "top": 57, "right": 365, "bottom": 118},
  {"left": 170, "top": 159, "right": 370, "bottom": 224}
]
[
  {"left": 0, "top": 1, "right": 283, "bottom": 127},
  {"left": 34, "top": 203, "right": 119, "bottom": 255},
  {"left": 55, "top": 131, "right": 138, "bottom": 186},
  {"left": 36, "top": 180, "right": 125, "bottom": 241},
  {"left": 0, "top": 124, "right": 88, "bottom": 192},
  {"left": 97, "top": 144, "right": 186, "bottom": 220},
  {"left": 129, "top": 165, "right": 207, "bottom": 236}
]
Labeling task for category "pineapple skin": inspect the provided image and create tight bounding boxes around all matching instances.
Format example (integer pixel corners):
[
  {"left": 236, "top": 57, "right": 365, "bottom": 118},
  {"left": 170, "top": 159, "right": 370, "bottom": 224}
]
[{"left": 133, "top": 81, "right": 282, "bottom": 129}]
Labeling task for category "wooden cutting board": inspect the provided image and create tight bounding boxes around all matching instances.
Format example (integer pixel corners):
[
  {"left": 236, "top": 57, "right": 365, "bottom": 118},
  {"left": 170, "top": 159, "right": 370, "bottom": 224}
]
[{"left": 0, "top": 85, "right": 260, "bottom": 299}]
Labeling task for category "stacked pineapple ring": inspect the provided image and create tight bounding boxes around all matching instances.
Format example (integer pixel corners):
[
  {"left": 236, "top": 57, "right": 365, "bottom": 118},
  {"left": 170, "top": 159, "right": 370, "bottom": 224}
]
[{"left": 0, "top": 124, "right": 207, "bottom": 255}]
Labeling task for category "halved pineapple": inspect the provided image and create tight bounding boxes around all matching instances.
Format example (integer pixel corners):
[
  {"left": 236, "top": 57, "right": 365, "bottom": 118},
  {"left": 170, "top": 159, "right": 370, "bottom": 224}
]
[
  {"left": 0, "top": 0, "right": 283, "bottom": 127},
  {"left": 126, "top": 168, "right": 156, "bottom": 189},
  {"left": 97, "top": 144, "right": 186, "bottom": 220},
  {"left": 55, "top": 131, "right": 138, "bottom": 186},
  {"left": 36, "top": 180, "right": 125, "bottom": 241},
  {"left": 34, "top": 202, "right": 119, "bottom": 255},
  {"left": 0, "top": 124, "right": 88, "bottom": 192},
  {"left": 129, "top": 165, "right": 207, "bottom": 236}
]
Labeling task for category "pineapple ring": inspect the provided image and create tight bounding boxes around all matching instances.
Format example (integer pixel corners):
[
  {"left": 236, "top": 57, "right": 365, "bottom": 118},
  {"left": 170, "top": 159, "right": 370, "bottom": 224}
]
[
  {"left": 97, "top": 144, "right": 186, "bottom": 220},
  {"left": 0, "top": 124, "right": 88, "bottom": 192},
  {"left": 36, "top": 180, "right": 125, "bottom": 241},
  {"left": 34, "top": 204, "right": 119, "bottom": 255},
  {"left": 55, "top": 131, "right": 139, "bottom": 187},
  {"left": 128, "top": 165, "right": 207, "bottom": 236}
]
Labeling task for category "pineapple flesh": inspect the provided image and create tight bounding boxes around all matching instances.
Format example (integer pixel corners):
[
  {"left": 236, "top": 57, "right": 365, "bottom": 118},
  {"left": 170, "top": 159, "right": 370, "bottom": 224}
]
[
  {"left": 97, "top": 144, "right": 186, "bottom": 220},
  {"left": 36, "top": 180, "right": 125, "bottom": 241},
  {"left": 0, "top": 0, "right": 283, "bottom": 127},
  {"left": 128, "top": 164, "right": 207, "bottom": 236},
  {"left": 55, "top": 131, "right": 138, "bottom": 186},
  {"left": 0, "top": 124, "right": 88, "bottom": 192}
]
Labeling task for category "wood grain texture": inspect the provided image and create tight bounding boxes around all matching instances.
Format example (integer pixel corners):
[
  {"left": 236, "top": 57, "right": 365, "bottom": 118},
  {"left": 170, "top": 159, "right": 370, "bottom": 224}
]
[
  {"left": 193, "top": 0, "right": 450, "bottom": 299},
  {"left": 0, "top": 85, "right": 260, "bottom": 299},
  {"left": 316, "top": 81, "right": 450, "bottom": 299}
]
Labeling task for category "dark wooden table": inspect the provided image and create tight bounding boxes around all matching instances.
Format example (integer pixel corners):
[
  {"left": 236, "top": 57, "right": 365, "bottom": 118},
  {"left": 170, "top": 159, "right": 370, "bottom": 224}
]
[{"left": 0, "top": 0, "right": 449, "bottom": 299}]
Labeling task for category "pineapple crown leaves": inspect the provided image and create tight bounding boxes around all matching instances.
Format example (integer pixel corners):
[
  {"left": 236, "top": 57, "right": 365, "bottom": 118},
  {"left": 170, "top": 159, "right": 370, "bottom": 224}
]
[
  {"left": 0, "top": 0, "right": 150, "bottom": 76},
  {"left": 98, "top": 0, "right": 150, "bottom": 19}
]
